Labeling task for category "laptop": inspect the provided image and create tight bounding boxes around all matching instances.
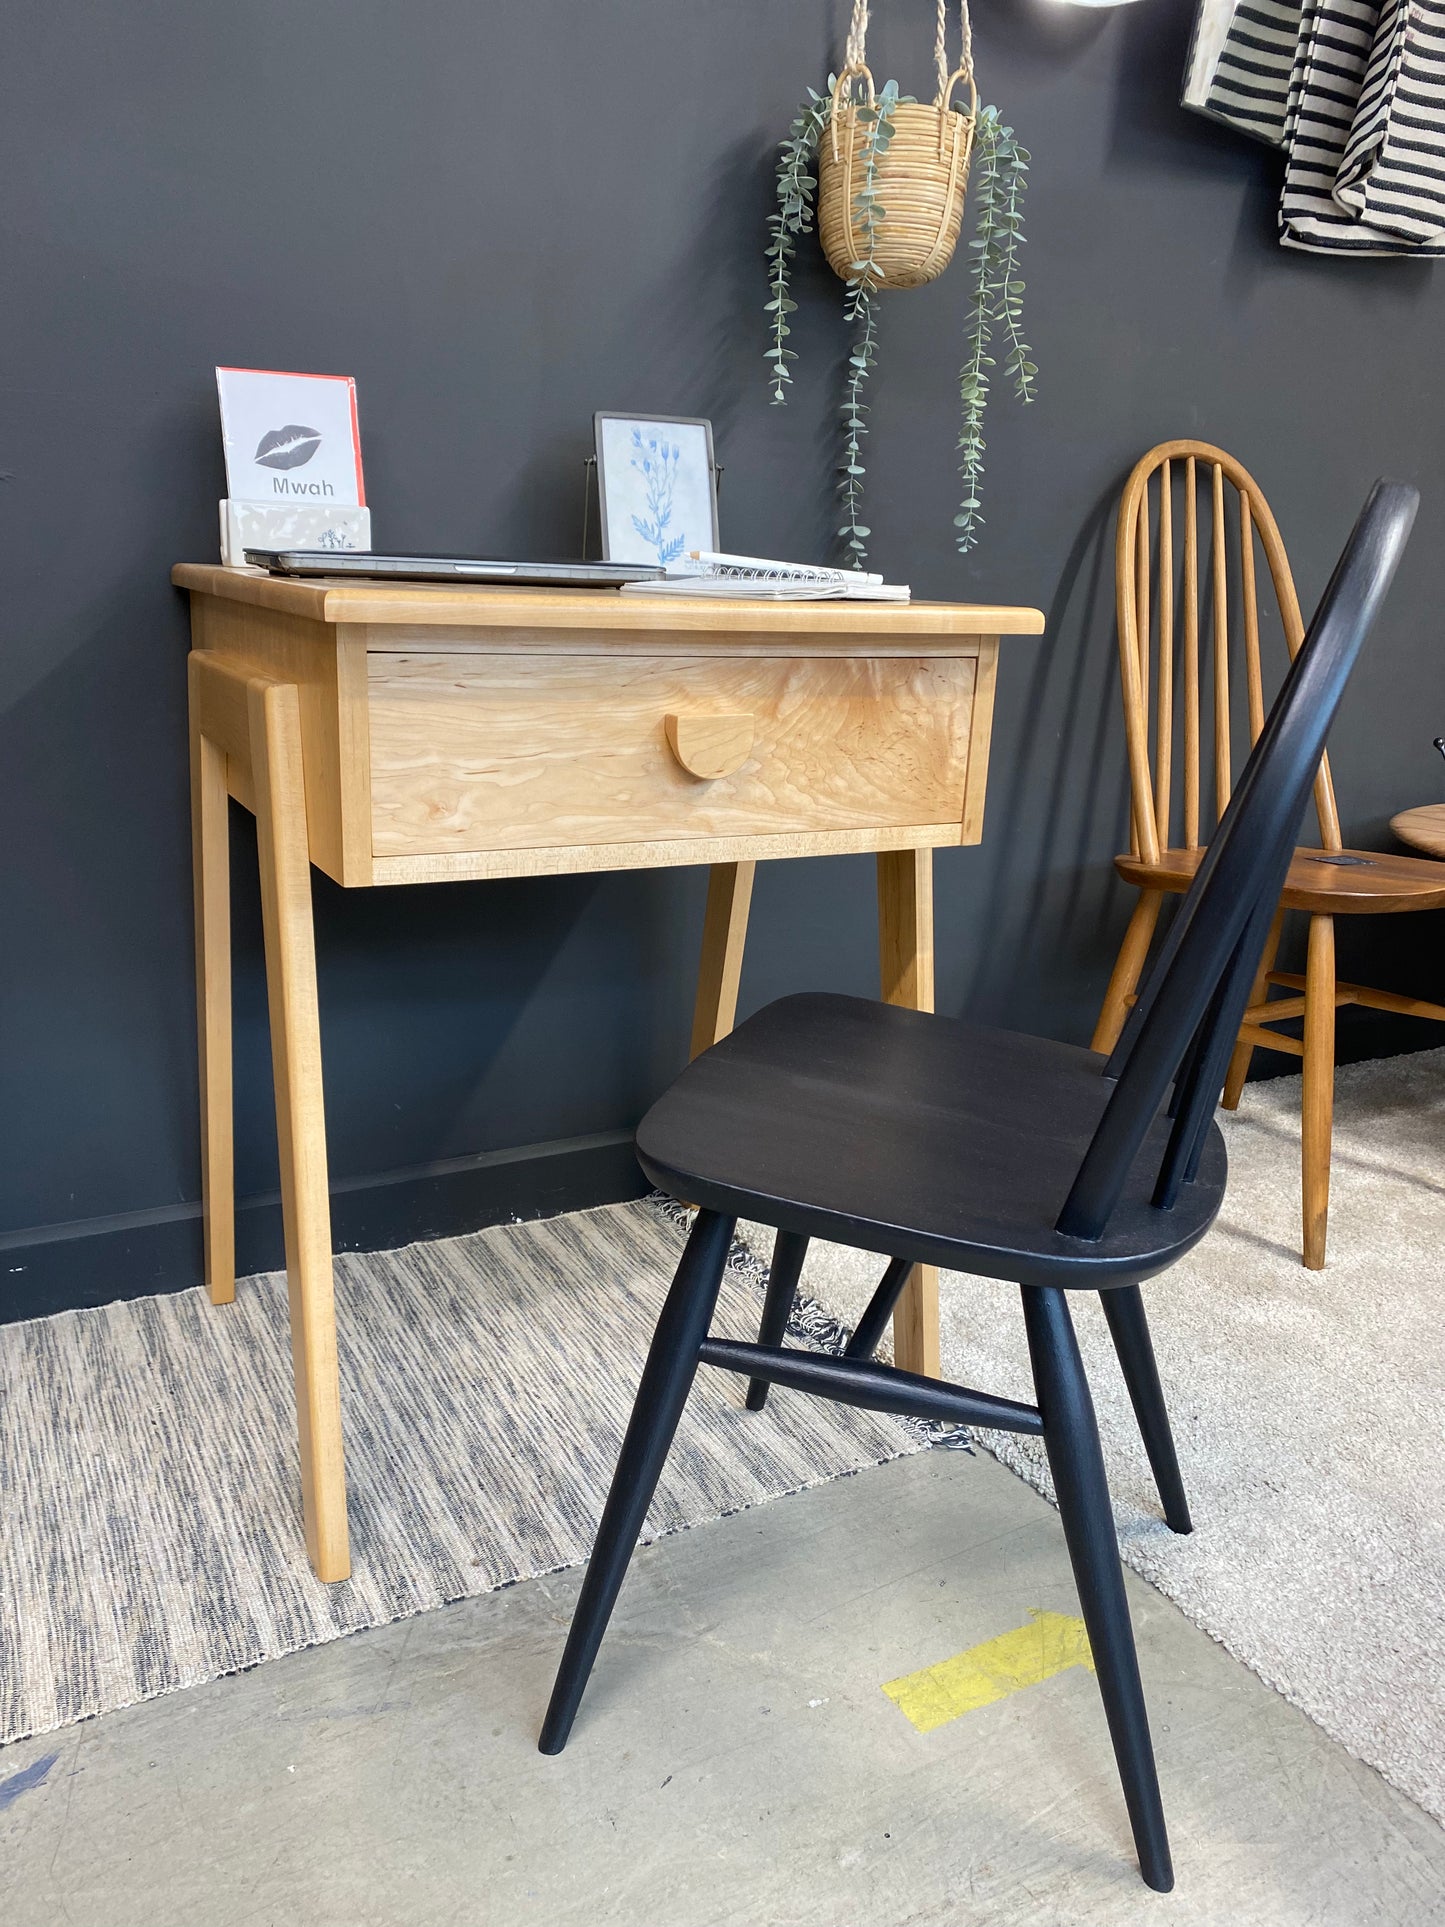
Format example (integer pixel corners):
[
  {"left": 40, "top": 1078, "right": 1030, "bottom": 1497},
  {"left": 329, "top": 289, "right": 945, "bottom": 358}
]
[{"left": 244, "top": 550, "right": 664, "bottom": 588}]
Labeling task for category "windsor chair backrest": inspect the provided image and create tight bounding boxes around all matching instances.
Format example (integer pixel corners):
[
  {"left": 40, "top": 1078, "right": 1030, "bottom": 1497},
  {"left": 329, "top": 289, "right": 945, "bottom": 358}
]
[
  {"left": 1061, "top": 478, "right": 1418, "bottom": 1241},
  {"left": 1116, "top": 441, "right": 1344, "bottom": 865}
]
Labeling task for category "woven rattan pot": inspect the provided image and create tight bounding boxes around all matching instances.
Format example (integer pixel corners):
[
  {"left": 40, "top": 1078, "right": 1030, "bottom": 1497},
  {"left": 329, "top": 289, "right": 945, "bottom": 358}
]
[{"left": 818, "top": 64, "right": 977, "bottom": 289}]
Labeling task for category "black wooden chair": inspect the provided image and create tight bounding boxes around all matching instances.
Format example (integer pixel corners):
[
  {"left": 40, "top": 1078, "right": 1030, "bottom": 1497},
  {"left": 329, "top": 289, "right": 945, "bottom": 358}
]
[{"left": 539, "top": 481, "right": 1418, "bottom": 1893}]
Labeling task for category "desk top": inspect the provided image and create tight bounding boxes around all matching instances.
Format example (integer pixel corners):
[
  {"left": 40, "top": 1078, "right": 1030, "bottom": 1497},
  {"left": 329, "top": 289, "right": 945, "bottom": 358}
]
[{"left": 173, "top": 564, "right": 1045, "bottom": 637}]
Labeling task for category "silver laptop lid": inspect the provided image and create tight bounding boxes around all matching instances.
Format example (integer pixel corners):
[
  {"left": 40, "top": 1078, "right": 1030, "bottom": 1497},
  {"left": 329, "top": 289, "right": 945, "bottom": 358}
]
[{"left": 245, "top": 551, "right": 663, "bottom": 588}]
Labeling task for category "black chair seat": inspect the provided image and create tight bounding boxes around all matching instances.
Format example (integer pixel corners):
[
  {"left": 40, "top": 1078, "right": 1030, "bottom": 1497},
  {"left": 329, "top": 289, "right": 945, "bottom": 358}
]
[{"left": 636, "top": 992, "right": 1227, "bottom": 1291}]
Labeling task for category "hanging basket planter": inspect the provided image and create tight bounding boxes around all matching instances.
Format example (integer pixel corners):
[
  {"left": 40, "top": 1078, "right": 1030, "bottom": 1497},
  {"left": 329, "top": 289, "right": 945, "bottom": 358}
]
[
  {"left": 764, "top": 0, "right": 1036, "bottom": 561},
  {"left": 818, "top": 65, "right": 978, "bottom": 290}
]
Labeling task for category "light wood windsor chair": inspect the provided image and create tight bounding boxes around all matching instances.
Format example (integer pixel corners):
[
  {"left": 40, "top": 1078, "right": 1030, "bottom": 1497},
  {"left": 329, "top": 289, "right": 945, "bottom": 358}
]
[{"left": 1092, "top": 442, "right": 1445, "bottom": 1268}]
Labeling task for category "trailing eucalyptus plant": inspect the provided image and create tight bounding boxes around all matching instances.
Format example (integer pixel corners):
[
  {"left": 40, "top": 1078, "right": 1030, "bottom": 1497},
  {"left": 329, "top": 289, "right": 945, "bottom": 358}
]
[
  {"left": 955, "top": 107, "right": 1035, "bottom": 553},
  {"left": 765, "top": 82, "right": 1035, "bottom": 561}
]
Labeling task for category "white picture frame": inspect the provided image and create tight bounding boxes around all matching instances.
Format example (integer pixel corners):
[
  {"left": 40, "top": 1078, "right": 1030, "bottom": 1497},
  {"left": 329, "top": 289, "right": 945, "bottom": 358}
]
[
  {"left": 594, "top": 413, "right": 719, "bottom": 567},
  {"left": 216, "top": 367, "right": 366, "bottom": 507}
]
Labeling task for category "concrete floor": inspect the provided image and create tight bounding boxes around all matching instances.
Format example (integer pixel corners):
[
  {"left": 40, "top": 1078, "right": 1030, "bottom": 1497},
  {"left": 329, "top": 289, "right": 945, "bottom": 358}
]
[{"left": 1, "top": 1447, "right": 1441, "bottom": 1927}]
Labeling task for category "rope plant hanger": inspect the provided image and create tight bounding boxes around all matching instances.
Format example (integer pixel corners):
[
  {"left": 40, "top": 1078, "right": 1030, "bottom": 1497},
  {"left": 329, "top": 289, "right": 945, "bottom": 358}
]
[
  {"left": 820, "top": 0, "right": 978, "bottom": 288},
  {"left": 766, "top": 0, "right": 1036, "bottom": 559}
]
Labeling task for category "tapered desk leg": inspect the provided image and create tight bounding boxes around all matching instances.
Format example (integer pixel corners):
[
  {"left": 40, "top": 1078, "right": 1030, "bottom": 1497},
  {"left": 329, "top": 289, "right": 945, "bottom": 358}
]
[
  {"left": 190, "top": 680, "right": 235, "bottom": 1306},
  {"left": 877, "top": 848, "right": 940, "bottom": 1379},
  {"left": 248, "top": 679, "right": 351, "bottom": 1583},
  {"left": 690, "top": 861, "right": 756, "bottom": 1058}
]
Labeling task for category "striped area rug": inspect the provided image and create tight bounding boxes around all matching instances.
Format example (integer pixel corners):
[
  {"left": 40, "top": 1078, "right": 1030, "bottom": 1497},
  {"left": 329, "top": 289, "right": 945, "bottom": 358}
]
[{"left": 0, "top": 1201, "right": 922, "bottom": 1748}]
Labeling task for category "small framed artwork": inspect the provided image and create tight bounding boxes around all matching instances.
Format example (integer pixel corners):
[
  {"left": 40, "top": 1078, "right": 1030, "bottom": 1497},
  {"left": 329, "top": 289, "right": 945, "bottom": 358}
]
[
  {"left": 594, "top": 413, "right": 719, "bottom": 567},
  {"left": 216, "top": 367, "right": 366, "bottom": 504}
]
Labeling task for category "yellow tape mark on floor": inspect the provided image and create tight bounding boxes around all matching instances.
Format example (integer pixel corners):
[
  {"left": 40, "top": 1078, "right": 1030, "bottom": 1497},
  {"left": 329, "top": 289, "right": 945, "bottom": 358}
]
[{"left": 882, "top": 1609, "right": 1095, "bottom": 1734}]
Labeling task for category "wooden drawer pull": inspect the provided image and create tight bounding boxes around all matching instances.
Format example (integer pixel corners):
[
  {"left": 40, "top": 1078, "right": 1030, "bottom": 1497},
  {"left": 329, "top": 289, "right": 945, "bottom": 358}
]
[{"left": 664, "top": 712, "right": 755, "bottom": 781}]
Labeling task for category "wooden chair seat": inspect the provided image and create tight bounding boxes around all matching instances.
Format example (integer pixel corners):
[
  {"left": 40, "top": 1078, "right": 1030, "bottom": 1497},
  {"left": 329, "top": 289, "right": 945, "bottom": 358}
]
[
  {"left": 1116, "top": 843, "right": 1445, "bottom": 914},
  {"left": 636, "top": 991, "right": 1226, "bottom": 1290},
  {"left": 1093, "top": 439, "right": 1445, "bottom": 1266}
]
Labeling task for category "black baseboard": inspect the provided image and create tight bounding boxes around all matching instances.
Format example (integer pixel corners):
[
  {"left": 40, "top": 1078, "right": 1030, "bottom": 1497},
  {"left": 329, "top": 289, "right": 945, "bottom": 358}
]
[{"left": 0, "top": 1131, "right": 648, "bottom": 1324}]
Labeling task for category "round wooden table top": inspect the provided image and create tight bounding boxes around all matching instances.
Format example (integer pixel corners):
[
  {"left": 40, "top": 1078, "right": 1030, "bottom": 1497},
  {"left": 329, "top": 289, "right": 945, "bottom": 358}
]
[{"left": 1390, "top": 804, "right": 1445, "bottom": 859}]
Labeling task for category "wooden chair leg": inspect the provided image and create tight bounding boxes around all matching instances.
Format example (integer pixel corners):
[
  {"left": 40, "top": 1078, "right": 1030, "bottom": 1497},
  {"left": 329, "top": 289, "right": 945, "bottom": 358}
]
[
  {"left": 1222, "top": 907, "right": 1284, "bottom": 1110},
  {"left": 249, "top": 679, "right": 351, "bottom": 1584},
  {"left": 189, "top": 700, "right": 235, "bottom": 1306},
  {"left": 877, "top": 848, "right": 939, "bottom": 1378},
  {"left": 746, "top": 1230, "right": 809, "bottom": 1411},
  {"left": 1092, "top": 891, "right": 1163, "bottom": 1056},
  {"left": 1302, "top": 913, "right": 1336, "bottom": 1271},
  {"left": 1098, "top": 1287, "right": 1191, "bottom": 1534},
  {"left": 540, "top": 1209, "right": 736, "bottom": 1754},
  {"left": 1022, "top": 1285, "right": 1173, "bottom": 1893}
]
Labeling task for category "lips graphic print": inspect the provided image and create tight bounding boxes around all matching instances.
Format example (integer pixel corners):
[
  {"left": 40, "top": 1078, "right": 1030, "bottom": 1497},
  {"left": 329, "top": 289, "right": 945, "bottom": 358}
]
[{"left": 254, "top": 424, "right": 323, "bottom": 470}]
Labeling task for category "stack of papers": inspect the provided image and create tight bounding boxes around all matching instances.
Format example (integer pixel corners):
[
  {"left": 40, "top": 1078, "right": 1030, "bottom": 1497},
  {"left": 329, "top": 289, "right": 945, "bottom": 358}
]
[{"left": 620, "top": 551, "right": 910, "bottom": 602}]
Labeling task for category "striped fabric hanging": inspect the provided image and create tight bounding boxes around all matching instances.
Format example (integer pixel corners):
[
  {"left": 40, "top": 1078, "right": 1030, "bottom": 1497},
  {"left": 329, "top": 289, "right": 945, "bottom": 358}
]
[
  {"left": 1333, "top": 0, "right": 1445, "bottom": 241},
  {"left": 1203, "top": 0, "right": 1303, "bottom": 148},
  {"left": 1279, "top": 0, "right": 1445, "bottom": 253}
]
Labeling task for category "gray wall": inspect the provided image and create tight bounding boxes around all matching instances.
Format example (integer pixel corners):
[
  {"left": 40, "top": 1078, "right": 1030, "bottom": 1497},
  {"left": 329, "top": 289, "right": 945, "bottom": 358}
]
[{"left": 3, "top": 0, "right": 1442, "bottom": 1315}]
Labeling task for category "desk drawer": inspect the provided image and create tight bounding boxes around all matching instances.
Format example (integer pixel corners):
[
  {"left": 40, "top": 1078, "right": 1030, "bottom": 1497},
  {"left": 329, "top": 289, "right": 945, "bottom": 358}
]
[{"left": 366, "top": 652, "right": 979, "bottom": 858}]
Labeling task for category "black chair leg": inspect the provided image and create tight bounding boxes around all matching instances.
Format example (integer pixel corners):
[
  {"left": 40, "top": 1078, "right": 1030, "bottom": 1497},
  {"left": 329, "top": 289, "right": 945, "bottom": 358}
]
[
  {"left": 1022, "top": 1286, "right": 1174, "bottom": 1895},
  {"left": 539, "top": 1207, "right": 736, "bottom": 1755},
  {"left": 1099, "top": 1286, "right": 1192, "bottom": 1535},
  {"left": 746, "top": 1230, "right": 809, "bottom": 1410}
]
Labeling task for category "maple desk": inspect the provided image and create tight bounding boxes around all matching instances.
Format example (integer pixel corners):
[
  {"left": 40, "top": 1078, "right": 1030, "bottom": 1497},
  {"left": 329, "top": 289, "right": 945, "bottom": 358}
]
[{"left": 175, "top": 563, "right": 1044, "bottom": 1579}]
